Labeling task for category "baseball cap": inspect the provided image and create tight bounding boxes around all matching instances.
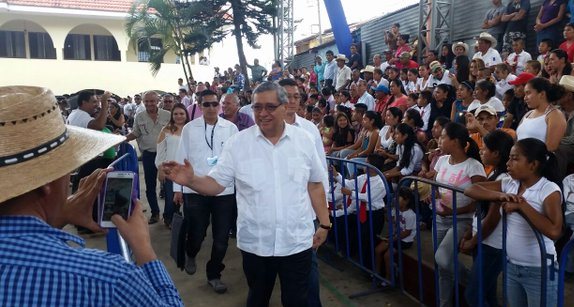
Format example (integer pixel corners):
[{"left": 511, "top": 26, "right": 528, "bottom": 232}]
[{"left": 508, "top": 72, "right": 536, "bottom": 86}]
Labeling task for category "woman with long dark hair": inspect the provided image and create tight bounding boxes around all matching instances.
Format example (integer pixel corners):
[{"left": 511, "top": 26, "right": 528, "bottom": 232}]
[
  {"left": 155, "top": 103, "right": 189, "bottom": 227},
  {"left": 328, "top": 112, "right": 355, "bottom": 156},
  {"left": 465, "top": 138, "right": 563, "bottom": 306},
  {"left": 461, "top": 130, "right": 514, "bottom": 307},
  {"left": 517, "top": 77, "right": 567, "bottom": 151},
  {"left": 383, "top": 123, "right": 424, "bottom": 181},
  {"left": 434, "top": 122, "right": 486, "bottom": 307}
]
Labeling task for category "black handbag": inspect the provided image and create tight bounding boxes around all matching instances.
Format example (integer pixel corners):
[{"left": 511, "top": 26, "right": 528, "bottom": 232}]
[{"left": 170, "top": 213, "right": 187, "bottom": 270}]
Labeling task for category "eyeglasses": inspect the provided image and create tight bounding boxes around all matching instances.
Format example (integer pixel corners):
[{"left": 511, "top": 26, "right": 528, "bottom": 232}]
[
  {"left": 202, "top": 101, "right": 219, "bottom": 108},
  {"left": 251, "top": 103, "right": 282, "bottom": 113}
]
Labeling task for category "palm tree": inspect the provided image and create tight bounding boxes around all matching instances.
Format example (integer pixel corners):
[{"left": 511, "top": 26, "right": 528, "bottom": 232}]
[{"left": 126, "top": 0, "right": 226, "bottom": 82}]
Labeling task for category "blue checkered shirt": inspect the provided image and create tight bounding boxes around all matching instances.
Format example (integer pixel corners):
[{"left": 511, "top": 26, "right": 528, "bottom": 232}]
[{"left": 0, "top": 216, "right": 183, "bottom": 306}]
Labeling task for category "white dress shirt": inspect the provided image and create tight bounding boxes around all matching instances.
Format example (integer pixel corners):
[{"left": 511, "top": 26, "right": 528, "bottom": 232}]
[
  {"left": 505, "top": 51, "right": 532, "bottom": 75},
  {"left": 335, "top": 65, "right": 352, "bottom": 92},
  {"left": 357, "top": 91, "right": 375, "bottom": 111},
  {"left": 174, "top": 116, "right": 239, "bottom": 195},
  {"left": 334, "top": 173, "right": 386, "bottom": 214},
  {"left": 323, "top": 60, "right": 338, "bottom": 81},
  {"left": 208, "top": 124, "right": 327, "bottom": 257}
]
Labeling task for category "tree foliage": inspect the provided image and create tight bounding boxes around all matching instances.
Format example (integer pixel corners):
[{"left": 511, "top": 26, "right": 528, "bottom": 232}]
[{"left": 126, "top": 0, "right": 277, "bottom": 87}]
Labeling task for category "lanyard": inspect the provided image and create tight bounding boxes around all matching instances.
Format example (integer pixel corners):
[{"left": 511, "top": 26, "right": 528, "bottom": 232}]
[{"left": 204, "top": 120, "right": 217, "bottom": 153}]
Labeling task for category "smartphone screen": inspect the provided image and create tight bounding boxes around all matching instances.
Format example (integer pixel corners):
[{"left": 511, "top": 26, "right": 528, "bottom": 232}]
[{"left": 101, "top": 174, "right": 134, "bottom": 226}]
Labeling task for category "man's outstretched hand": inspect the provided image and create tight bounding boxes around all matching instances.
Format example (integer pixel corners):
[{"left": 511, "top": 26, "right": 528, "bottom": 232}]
[{"left": 161, "top": 159, "right": 195, "bottom": 187}]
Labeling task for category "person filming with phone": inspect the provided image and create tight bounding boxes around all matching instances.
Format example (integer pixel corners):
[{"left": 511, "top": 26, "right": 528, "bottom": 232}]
[{"left": 0, "top": 86, "right": 183, "bottom": 306}]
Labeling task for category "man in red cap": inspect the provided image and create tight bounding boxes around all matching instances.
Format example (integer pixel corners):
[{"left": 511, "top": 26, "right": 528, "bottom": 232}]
[{"left": 503, "top": 72, "right": 536, "bottom": 129}]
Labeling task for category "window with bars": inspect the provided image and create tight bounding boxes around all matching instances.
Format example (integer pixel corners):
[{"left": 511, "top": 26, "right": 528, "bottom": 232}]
[{"left": 137, "top": 38, "right": 163, "bottom": 62}]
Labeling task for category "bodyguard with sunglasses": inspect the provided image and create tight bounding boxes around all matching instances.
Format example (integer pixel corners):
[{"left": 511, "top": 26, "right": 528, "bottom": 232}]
[
  {"left": 163, "top": 82, "right": 330, "bottom": 306},
  {"left": 172, "top": 90, "right": 238, "bottom": 293}
]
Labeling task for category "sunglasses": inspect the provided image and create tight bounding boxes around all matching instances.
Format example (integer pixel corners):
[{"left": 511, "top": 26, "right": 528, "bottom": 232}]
[
  {"left": 202, "top": 101, "right": 219, "bottom": 108},
  {"left": 251, "top": 103, "right": 282, "bottom": 113}
]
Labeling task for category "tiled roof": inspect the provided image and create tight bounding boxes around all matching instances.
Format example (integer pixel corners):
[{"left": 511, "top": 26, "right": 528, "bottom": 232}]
[{"left": 3, "top": 0, "right": 135, "bottom": 13}]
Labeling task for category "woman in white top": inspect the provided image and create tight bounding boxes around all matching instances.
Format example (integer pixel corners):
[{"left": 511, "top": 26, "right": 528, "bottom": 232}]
[
  {"left": 433, "top": 122, "right": 486, "bottom": 307},
  {"left": 516, "top": 77, "right": 567, "bottom": 152},
  {"left": 374, "top": 107, "right": 402, "bottom": 162},
  {"left": 468, "top": 79, "right": 505, "bottom": 115},
  {"left": 465, "top": 138, "right": 563, "bottom": 307},
  {"left": 383, "top": 123, "right": 424, "bottom": 182},
  {"left": 155, "top": 103, "right": 189, "bottom": 227},
  {"left": 460, "top": 130, "right": 514, "bottom": 307},
  {"left": 416, "top": 64, "right": 431, "bottom": 93}
]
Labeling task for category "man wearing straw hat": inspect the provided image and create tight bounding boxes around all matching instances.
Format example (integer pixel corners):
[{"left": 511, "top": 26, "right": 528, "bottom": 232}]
[
  {"left": 472, "top": 32, "right": 503, "bottom": 68},
  {"left": 334, "top": 54, "right": 352, "bottom": 92},
  {"left": 0, "top": 86, "right": 183, "bottom": 306}
]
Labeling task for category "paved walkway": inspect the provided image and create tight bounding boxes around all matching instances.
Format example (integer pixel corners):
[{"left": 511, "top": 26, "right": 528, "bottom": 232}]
[{"left": 71, "top": 161, "right": 417, "bottom": 306}]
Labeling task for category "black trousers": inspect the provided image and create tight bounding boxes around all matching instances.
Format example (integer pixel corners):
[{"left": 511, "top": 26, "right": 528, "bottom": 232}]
[
  {"left": 183, "top": 193, "right": 236, "bottom": 280},
  {"left": 242, "top": 248, "right": 312, "bottom": 307}
]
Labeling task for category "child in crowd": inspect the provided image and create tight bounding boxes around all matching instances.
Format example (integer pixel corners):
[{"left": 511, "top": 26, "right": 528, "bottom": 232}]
[
  {"left": 494, "top": 63, "right": 517, "bottom": 99},
  {"left": 321, "top": 115, "right": 335, "bottom": 152},
  {"left": 416, "top": 90, "right": 434, "bottom": 133},
  {"left": 330, "top": 154, "right": 387, "bottom": 259},
  {"left": 311, "top": 107, "right": 322, "bottom": 126},
  {"left": 417, "top": 116, "right": 451, "bottom": 229},
  {"left": 405, "top": 68, "right": 419, "bottom": 94},
  {"left": 305, "top": 105, "right": 314, "bottom": 121},
  {"left": 560, "top": 23, "right": 574, "bottom": 63},
  {"left": 375, "top": 186, "right": 416, "bottom": 286},
  {"left": 505, "top": 37, "right": 532, "bottom": 75},
  {"left": 525, "top": 60, "right": 542, "bottom": 76},
  {"left": 402, "top": 108, "right": 428, "bottom": 145},
  {"left": 406, "top": 93, "right": 419, "bottom": 111},
  {"left": 537, "top": 39, "right": 553, "bottom": 62},
  {"left": 502, "top": 88, "right": 515, "bottom": 110},
  {"left": 464, "top": 138, "right": 563, "bottom": 307},
  {"left": 433, "top": 122, "right": 486, "bottom": 307},
  {"left": 383, "top": 123, "right": 424, "bottom": 185},
  {"left": 460, "top": 130, "right": 514, "bottom": 307}
]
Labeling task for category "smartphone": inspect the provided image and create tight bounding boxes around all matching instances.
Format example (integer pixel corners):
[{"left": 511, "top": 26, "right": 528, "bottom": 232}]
[{"left": 99, "top": 171, "right": 135, "bottom": 228}]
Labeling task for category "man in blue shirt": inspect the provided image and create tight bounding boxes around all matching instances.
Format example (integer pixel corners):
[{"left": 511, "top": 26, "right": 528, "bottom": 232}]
[{"left": 0, "top": 86, "right": 183, "bottom": 307}]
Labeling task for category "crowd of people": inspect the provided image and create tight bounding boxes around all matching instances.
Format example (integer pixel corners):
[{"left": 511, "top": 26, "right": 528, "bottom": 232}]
[{"left": 4, "top": 1, "right": 574, "bottom": 306}]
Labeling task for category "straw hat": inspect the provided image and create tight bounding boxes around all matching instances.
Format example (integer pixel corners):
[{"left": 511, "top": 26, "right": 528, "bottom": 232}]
[
  {"left": 335, "top": 54, "right": 349, "bottom": 63},
  {"left": 360, "top": 65, "right": 375, "bottom": 73},
  {"left": 452, "top": 42, "right": 469, "bottom": 55},
  {"left": 477, "top": 32, "right": 497, "bottom": 48},
  {"left": 0, "top": 86, "right": 125, "bottom": 203},
  {"left": 560, "top": 75, "right": 574, "bottom": 92}
]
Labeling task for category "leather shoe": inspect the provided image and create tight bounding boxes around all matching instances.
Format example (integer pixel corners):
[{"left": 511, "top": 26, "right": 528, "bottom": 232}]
[
  {"left": 148, "top": 214, "right": 159, "bottom": 225},
  {"left": 185, "top": 256, "right": 196, "bottom": 275},
  {"left": 208, "top": 279, "right": 227, "bottom": 294}
]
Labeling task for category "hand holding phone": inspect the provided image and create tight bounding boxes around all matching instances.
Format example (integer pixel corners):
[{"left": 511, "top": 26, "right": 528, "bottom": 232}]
[{"left": 99, "top": 171, "right": 135, "bottom": 228}]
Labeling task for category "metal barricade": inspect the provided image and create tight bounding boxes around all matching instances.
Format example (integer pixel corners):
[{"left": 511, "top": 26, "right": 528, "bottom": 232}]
[
  {"left": 397, "top": 176, "right": 555, "bottom": 307},
  {"left": 558, "top": 238, "right": 574, "bottom": 307},
  {"left": 325, "top": 157, "right": 395, "bottom": 297}
]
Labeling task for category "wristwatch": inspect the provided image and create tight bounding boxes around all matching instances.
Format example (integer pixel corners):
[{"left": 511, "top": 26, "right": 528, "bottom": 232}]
[{"left": 319, "top": 223, "right": 332, "bottom": 230}]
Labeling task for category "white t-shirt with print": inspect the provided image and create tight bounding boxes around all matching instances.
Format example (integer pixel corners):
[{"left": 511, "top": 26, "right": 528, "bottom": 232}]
[
  {"left": 434, "top": 155, "right": 486, "bottom": 218},
  {"left": 400, "top": 209, "right": 417, "bottom": 243}
]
